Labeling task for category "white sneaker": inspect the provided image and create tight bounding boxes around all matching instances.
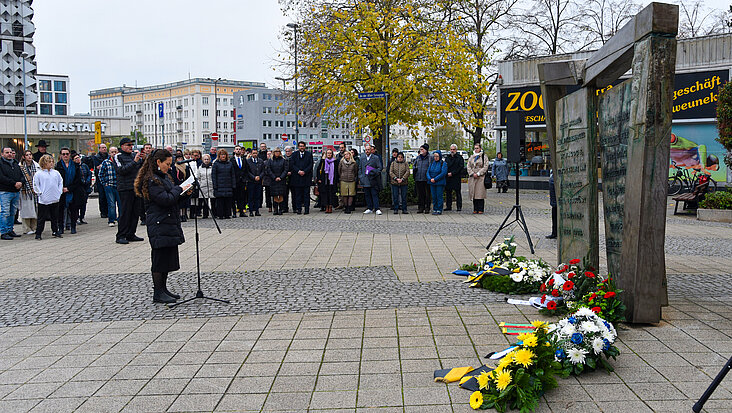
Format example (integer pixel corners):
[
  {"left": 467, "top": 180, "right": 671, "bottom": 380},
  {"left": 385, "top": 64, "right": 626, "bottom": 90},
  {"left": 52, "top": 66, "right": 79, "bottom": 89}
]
[
  {"left": 26, "top": 231, "right": 35, "bottom": 235},
  {"left": 108, "top": 222, "right": 115, "bottom": 227},
  {"left": 375, "top": 210, "right": 382, "bottom": 215},
  {"left": 363, "top": 209, "right": 373, "bottom": 214}
]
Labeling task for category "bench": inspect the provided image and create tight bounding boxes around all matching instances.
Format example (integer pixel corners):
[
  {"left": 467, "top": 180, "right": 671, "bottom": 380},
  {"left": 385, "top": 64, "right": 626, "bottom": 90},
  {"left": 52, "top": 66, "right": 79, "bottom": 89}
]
[{"left": 672, "top": 181, "right": 709, "bottom": 215}]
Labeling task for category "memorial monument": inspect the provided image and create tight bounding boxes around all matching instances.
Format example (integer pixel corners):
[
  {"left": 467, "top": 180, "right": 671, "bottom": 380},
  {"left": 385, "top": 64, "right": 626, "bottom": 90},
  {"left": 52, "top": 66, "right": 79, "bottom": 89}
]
[{"left": 538, "top": 2, "right": 678, "bottom": 323}]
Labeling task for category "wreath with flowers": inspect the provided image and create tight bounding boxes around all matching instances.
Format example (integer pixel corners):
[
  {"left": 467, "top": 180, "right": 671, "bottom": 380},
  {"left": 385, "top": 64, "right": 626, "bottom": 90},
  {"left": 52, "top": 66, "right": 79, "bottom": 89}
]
[
  {"left": 537, "top": 259, "right": 602, "bottom": 316},
  {"left": 574, "top": 277, "right": 627, "bottom": 325},
  {"left": 475, "top": 237, "right": 552, "bottom": 294},
  {"left": 548, "top": 308, "right": 620, "bottom": 375},
  {"left": 469, "top": 321, "right": 564, "bottom": 412}
]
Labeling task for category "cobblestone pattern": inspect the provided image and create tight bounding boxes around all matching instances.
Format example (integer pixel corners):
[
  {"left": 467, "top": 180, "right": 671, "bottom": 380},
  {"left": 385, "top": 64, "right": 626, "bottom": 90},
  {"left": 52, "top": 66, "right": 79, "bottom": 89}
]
[{"left": 0, "top": 264, "right": 728, "bottom": 327}]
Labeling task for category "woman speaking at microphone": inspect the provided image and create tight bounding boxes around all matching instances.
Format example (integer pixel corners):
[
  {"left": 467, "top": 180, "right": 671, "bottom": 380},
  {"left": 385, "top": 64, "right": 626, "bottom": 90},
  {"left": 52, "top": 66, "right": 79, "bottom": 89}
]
[{"left": 134, "top": 149, "right": 193, "bottom": 303}]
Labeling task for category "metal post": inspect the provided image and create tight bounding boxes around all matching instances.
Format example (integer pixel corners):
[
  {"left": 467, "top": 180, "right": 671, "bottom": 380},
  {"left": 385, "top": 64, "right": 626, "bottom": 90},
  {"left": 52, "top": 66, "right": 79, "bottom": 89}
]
[
  {"left": 21, "top": 53, "right": 28, "bottom": 152},
  {"left": 288, "top": 23, "right": 299, "bottom": 142},
  {"left": 154, "top": 101, "right": 158, "bottom": 147},
  {"left": 161, "top": 102, "right": 165, "bottom": 147},
  {"left": 384, "top": 93, "right": 389, "bottom": 156}
]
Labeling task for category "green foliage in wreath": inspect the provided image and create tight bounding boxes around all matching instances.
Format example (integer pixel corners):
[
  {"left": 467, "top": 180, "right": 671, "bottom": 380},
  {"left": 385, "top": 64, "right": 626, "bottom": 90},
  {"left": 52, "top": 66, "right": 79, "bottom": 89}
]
[{"left": 481, "top": 274, "right": 541, "bottom": 295}]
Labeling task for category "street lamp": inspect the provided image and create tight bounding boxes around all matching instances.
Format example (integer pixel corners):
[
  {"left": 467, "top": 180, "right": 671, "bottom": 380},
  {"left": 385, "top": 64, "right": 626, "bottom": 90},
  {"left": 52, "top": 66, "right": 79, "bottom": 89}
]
[
  {"left": 274, "top": 76, "right": 292, "bottom": 140},
  {"left": 286, "top": 23, "right": 299, "bottom": 142},
  {"left": 21, "top": 52, "right": 28, "bottom": 152}
]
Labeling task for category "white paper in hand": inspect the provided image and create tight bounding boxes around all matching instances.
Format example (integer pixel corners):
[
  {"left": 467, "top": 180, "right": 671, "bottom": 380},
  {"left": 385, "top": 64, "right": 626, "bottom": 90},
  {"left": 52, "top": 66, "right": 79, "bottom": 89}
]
[{"left": 180, "top": 174, "right": 195, "bottom": 192}]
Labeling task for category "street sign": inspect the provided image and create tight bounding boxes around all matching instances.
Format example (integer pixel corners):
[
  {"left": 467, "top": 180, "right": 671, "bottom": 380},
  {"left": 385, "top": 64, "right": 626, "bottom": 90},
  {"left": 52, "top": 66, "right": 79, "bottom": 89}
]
[
  {"left": 158, "top": 103, "right": 164, "bottom": 118},
  {"left": 211, "top": 132, "right": 219, "bottom": 141},
  {"left": 94, "top": 121, "right": 102, "bottom": 144},
  {"left": 364, "top": 135, "right": 372, "bottom": 143},
  {"left": 281, "top": 133, "right": 288, "bottom": 141},
  {"left": 358, "top": 92, "right": 387, "bottom": 99}
]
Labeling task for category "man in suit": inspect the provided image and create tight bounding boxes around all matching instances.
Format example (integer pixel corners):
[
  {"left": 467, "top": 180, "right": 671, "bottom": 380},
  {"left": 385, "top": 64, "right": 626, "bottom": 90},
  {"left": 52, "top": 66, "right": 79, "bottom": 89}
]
[
  {"left": 444, "top": 144, "right": 464, "bottom": 212},
  {"left": 358, "top": 144, "right": 383, "bottom": 215},
  {"left": 246, "top": 148, "right": 265, "bottom": 216},
  {"left": 232, "top": 145, "right": 248, "bottom": 217},
  {"left": 289, "top": 142, "right": 313, "bottom": 215}
]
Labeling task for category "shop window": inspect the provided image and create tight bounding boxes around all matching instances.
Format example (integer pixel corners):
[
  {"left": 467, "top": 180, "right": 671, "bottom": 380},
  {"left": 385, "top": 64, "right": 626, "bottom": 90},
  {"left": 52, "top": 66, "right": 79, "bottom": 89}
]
[
  {"left": 55, "top": 105, "right": 67, "bottom": 116},
  {"left": 54, "top": 81, "right": 66, "bottom": 92},
  {"left": 40, "top": 104, "right": 52, "bottom": 115}
]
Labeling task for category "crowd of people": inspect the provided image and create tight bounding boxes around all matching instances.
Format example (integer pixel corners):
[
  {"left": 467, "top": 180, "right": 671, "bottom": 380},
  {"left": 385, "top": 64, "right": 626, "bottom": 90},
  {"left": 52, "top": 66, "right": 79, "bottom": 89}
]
[{"left": 0, "top": 140, "right": 515, "bottom": 242}]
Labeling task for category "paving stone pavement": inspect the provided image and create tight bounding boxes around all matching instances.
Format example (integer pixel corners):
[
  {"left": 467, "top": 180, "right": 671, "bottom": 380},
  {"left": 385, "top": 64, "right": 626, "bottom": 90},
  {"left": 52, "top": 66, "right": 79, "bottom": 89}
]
[{"left": 0, "top": 190, "right": 730, "bottom": 412}]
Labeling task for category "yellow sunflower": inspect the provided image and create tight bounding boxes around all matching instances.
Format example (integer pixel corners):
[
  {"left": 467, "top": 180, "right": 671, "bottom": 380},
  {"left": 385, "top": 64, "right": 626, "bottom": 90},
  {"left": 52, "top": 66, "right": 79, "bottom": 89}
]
[
  {"left": 470, "top": 390, "right": 484, "bottom": 409},
  {"left": 513, "top": 348, "right": 535, "bottom": 368},
  {"left": 477, "top": 371, "right": 490, "bottom": 389},
  {"left": 495, "top": 369, "right": 512, "bottom": 391}
]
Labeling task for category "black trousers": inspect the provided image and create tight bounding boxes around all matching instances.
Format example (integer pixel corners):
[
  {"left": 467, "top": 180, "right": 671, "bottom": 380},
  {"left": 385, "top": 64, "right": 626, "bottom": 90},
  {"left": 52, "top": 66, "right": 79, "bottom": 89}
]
[
  {"left": 233, "top": 184, "right": 247, "bottom": 215},
  {"left": 57, "top": 197, "right": 78, "bottom": 231},
  {"left": 321, "top": 184, "right": 337, "bottom": 207},
  {"left": 216, "top": 197, "right": 232, "bottom": 218},
  {"left": 96, "top": 182, "right": 108, "bottom": 217},
  {"left": 445, "top": 180, "right": 462, "bottom": 210},
  {"left": 473, "top": 198, "right": 484, "bottom": 212},
  {"left": 415, "top": 181, "right": 431, "bottom": 211},
  {"left": 248, "top": 182, "right": 263, "bottom": 212},
  {"left": 117, "top": 190, "right": 139, "bottom": 240},
  {"left": 293, "top": 186, "right": 309, "bottom": 212},
  {"left": 78, "top": 192, "right": 89, "bottom": 219},
  {"left": 264, "top": 186, "right": 272, "bottom": 208},
  {"left": 36, "top": 202, "right": 59, "bottom": 236},
  {"left": 551, "top": 205, "right": 557, "bottom": 236}
]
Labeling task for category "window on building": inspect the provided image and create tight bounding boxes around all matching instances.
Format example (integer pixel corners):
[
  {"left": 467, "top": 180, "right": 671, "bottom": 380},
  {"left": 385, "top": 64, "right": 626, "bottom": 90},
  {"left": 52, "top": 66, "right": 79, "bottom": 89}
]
[
  {"left": 40, "top": 104, "right": 52, "bottom": 115},
  {"left": 216, "top": 122, "right": 221, "bottom": 129},
  {"left": 203, "top": 121, "right": 209, "bottom": 129},
  {"left": 184, "top": 98, "right": 188, "bottom": 106},
  {"left": 53, "top": 81, "right": 66, "bottom": 92},
  {"left": 262, "top": 120, "right": 268, "bottom": 127},
  {"left": 39, "top": 80, "right": 51, "bottom": 91},
  {"left": 247, "top": 94, "right": 256, "bottom": 101},
  {"left": 223, "top": 110, "right": 228, "bottom": 117},
  {"left": 202, "top": 109, "right": 209, "bottom": 117},
  {"left": 184, "top": 122, "right": 189, "bottom": 129},
  {"left": 216, "top": 110, "right": 220, "bottom": 116},
  {"left": 223, "top": 98, "right": 228, "bottom": 105},
  {"left": 55, "top": 93, "right": 67, "bottom": 104},
  {"left": 202, "top": 96, "right": 209, "bottom": 105},
  {"left": 55, "top": 105, "right": 67, "bottom": 116},
  {"left": 263, "top": 133, "right": 268, "bottom": 140},
  {"left": 40, "top": 92, "right": 52, "bottom": 103}
]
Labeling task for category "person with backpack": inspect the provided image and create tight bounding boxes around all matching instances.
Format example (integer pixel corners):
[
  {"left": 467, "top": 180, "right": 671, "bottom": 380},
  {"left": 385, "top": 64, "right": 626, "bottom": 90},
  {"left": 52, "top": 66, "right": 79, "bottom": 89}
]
[{"left": 467, "top": 143, "right": 491, "bottom": 214}]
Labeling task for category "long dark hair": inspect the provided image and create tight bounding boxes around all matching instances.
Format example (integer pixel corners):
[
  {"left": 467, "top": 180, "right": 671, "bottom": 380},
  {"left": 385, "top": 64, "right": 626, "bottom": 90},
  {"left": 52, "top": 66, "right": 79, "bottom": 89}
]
[{"left": 134, "top": 149, "right": 172, "bottom": 200}]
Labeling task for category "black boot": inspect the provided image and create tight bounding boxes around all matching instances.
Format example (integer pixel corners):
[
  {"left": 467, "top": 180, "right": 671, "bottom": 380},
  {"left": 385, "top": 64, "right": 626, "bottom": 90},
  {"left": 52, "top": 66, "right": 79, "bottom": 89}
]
[
  {"left": 152, "top": 272, "right": 176, "bottom": 303},
  {"left": 162, "top": 272, "right": 180, "bottom": 299}
]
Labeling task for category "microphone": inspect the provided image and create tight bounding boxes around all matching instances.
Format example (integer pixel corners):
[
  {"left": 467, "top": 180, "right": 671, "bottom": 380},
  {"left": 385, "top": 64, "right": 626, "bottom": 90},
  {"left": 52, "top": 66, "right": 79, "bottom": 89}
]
[{"left": 176, "top": 159, "right": 196, "bottom": 165}]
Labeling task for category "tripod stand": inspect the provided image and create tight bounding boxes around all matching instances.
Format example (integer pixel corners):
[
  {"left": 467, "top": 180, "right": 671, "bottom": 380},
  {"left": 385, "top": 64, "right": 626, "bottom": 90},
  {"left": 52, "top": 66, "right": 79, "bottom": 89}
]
[
  {"left": 169, "top": 163, "right": 229, "bottom": 308},
  {"left": 693, "top": 355, "right": 731, "bottom": 412},
  {"left": 487, "top": 162, "right": 535, "bottom": 254}
]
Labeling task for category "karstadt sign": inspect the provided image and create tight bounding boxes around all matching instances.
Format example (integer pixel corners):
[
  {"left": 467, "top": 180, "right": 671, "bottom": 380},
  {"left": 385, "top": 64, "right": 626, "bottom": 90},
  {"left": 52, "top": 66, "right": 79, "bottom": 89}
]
[{"left": 38, "top": 122, "right": 107, "bottom": 133}]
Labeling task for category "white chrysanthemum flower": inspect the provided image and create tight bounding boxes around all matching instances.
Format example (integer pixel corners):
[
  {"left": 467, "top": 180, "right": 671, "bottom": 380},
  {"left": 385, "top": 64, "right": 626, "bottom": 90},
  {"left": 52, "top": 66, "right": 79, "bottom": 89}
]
[
  {"left": 510, "top": 271, "right": 524, "bottom": 282},
  {"left": 504, "top": 250, "right": 511, "bottom": 257},
  {"left": 602, "top": 331, "right": 615, "bottom": 342},
  {"left": 592, "top": 337, "right": 605, "bottom": 354},
  {"left": 580, "top": 321, "right": 600, "bottom": 333},
  {"left": 567, "top": 347, "right": 588, "bottom": 364},
  {"left": 574, "top": 307, "right": 595, "bottom": 317},
  {"left": 510, "top": 242, "right": 518, "bottom": 247},
  {"left": 560, "top": 323, "right": 576, "bottom": 336}
]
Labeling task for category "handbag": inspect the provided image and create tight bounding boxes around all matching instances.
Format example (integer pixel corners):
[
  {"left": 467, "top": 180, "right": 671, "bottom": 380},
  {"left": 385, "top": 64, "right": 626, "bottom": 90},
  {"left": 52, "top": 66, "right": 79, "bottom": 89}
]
[
  {"left": 481, "top": 154, "right": 492, "bottom": 189},
  {"left": 19, "top": 193, "right": 37, "bottom": 219}
]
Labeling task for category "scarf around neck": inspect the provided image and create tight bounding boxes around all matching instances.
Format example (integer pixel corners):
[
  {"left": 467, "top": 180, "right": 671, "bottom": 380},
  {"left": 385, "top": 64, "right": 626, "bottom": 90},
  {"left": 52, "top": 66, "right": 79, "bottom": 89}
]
[{"left": 324, "top": 158, "right": 335, "bottom": 185}]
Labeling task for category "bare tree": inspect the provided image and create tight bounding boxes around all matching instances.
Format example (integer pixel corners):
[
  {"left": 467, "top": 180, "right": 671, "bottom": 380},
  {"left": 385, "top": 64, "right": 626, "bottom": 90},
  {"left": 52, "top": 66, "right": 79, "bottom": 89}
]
[
  {"left": 576, "top": 0, "right": 641, "bottom": 46},
  {"left": 507, "top": 0, "right": 585, "bottom": 57},
  {"left": 677, "top": 0, "right": 724, "bottom": 38}
]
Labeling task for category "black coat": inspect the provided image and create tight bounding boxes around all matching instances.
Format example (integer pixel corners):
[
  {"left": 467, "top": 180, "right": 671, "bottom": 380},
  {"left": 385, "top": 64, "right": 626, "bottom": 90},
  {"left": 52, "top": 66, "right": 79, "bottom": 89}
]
[
  {"left": 266, "top": 157, "right": 289, "bottom": 196},
  {"left": 445, "top": 153, "right": 464, "bottom": 184},
  {"left": 232, "top": 156, "right": 247, "bottom": 188},
  {"left": 145, "top": 171, "right": 185, "bottom": 249},
  {"left": 316, "top": 158, "right": 338, "bottom": 187},
  {"left": 212, "top": 160, "right": 236, "bottom": 198},
  {"left": 55, "top": 160, "right": 85, "bottom": 207},
  {"left": 246, "top": 157, "right": 265, "bottom": 184},
  {"left": 0, "top": 158, "right": 23, "bottom": 192},
  {"left": 289, "top": 150, "right": 313, "bottom": 187},
  {"left": 116, "top": 151, "right": 142, "bottom": 192}
]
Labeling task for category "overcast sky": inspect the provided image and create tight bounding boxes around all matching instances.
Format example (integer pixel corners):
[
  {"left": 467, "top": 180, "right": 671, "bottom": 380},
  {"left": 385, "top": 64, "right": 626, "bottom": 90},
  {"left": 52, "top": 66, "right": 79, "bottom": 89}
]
[{"left": 33, "top": 0, "right": 730, "bottom": 115}]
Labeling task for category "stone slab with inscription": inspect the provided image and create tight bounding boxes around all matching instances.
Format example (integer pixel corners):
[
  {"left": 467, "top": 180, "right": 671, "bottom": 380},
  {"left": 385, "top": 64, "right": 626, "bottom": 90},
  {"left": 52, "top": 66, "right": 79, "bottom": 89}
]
[
  {"left": 554, "top": 88, "right": 599, "bottom": 268},
  {"left": 598, "top": 80, "right": 632, "bottom": 278}
]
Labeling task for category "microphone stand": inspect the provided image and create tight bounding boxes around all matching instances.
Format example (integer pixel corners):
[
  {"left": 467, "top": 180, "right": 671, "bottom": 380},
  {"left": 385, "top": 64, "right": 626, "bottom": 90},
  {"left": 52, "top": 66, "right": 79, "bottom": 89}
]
[
  {"left": 169, "top": 162, "right": 229, "bottom": 308},
  {"left": 486, "top": 161, "right": 535, "bottom": 254},
  {"left": 693, "top": 356, "right": 731, "bottom": 412}
]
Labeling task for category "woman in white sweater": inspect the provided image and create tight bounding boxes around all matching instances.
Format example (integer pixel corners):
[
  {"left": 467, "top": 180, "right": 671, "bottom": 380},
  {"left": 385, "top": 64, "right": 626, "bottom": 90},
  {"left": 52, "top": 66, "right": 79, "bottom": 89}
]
[{"left": 33, "top": 155, "right": 63, "bottom": 240}]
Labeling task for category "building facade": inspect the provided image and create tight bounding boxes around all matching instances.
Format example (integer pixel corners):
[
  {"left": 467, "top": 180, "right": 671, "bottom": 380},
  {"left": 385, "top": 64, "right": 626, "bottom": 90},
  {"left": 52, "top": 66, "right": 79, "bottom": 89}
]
[
  {"left": 496, "top": 33, "right": 732, "bottom": 185},
  {"left": 90, "top": 78, "right": 265, "bottom": 149},
  {"left": 35, "top": 73, "right": 69, "bottom": 116},
  {"left": 0, "top": 114, "right": 130, "bottom": 156},
  {"left": 0, "top": 0, "right": 37, "bottom": 114},
  {"left": 233, "top": 87, "right": 355, "bottom": 154}
]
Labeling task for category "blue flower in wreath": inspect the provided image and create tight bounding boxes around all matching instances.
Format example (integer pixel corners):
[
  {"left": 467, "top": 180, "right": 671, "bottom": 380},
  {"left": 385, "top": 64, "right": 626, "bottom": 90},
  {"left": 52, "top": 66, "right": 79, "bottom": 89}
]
[
  {"left": 603, "top": 339, "right": 611, "bottom": 351},
  {"left": 487, "top": 262, "right": 494, "bottom": 268},
  {"left": 571, "top": 333, "right": 584, "bottom": 345},
  {"left": 567, "top": 316, "right": 577, "bottom": 325},
  {"left": 555, "top": 349, "right": 566, "bottom": 360},
  {"left": 603, "top": 321, "right": 612, "bottom": 330}
]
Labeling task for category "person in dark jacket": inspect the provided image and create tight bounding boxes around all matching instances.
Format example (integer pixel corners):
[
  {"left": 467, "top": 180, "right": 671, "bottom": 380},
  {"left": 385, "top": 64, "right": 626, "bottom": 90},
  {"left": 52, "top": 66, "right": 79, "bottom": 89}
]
[
  {"left": 92, "top": 144, "right": 109, "bottom": 219},
  {"left": 358, "top": 144, "right": 383, "bottom": 215},
  {"left": 427, "top": 150, "right": 448, "bottom": 215},
  {"left": 389, "top": 152, "right": 410, "bottom": 214},
  {"left": 266, "top": 148, "right": 288, "bottom": 215},
  {"left": 134, "top": 148, "right": 192, "bottom": 304},
  {"left": 547, "top": 170, "right": 557, "bottom": 239},
  {"left": 283, "top": 146, "right": 294, "bottom": 213},
  {"left": 290, "top": 142, "right": 314, "bottom": 214},
  {"left": 338, "top": 150, "right": 358, "bottom": 214},
  {"left": 231, "top": 145, "right": 248, "bottom": 217},
  {"left": 413, "top": 144, "right": 432, "bottom": 213},
  {"left": 74, "top": 153, "right": 93, "bottom": 225},
  {"left": 115, "top": 137, "right": 145, "bottom": 244},
  {"left": 316, "top": 149, "right": 338, "bottom": 213},
  {"left": 55, "top": 148, "right": 84, "bottom": 234},
  {"left": 246, "top": 148, "right": 265, "bottom": 216},
  {"left": 0, "top": 147, "right": 24, "bottom": 240},
  {"left": 32, "top": 140, "right": 49, "bottom": 163},
  {"left": 492, "top": 152, "right": 510, "bottom": 193},
  {"left": 212, "top": 148, "right": 236, "bottom": 219},
  {"left": 444, "top": 144, "right": 464, "bottom": 212}
]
